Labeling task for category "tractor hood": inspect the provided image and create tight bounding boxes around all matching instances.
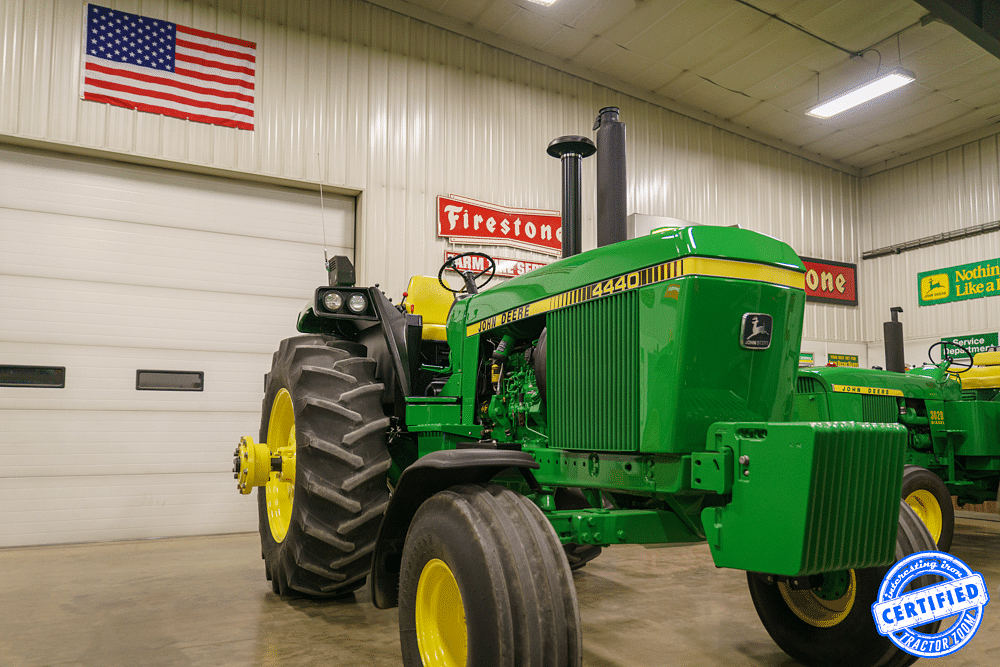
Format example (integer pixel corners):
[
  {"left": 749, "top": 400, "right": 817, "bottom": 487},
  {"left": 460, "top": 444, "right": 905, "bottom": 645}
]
[{"left": 464, "top": 226, "right": 804, "bottom": 325}]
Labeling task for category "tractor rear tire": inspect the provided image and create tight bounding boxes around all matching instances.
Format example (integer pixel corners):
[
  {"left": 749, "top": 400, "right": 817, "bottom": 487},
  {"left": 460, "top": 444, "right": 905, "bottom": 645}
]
[
  {"left": 398, "top": 484, "right": 582, "bottom": 667},
  {"left": 902, "top": 464, "right": 954, "bottom": 551},
  {"left": 257, "top": 335, "right": 391, "bottom": 597},
  {"left": 746, "top": 501, "right": 939, "bottom": 667}
]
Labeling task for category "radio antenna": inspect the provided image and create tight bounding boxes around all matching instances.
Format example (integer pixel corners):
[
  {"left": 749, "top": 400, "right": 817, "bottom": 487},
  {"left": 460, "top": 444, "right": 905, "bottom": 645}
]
[{"left": 318, "top": 152, "right": 329, "bottom": 267}]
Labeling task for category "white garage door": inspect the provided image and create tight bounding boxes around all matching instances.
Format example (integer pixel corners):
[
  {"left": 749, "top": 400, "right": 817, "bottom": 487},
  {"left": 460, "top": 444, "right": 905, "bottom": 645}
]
[{"left": 0, "top": 144, "right": 355, "bottom": 546}]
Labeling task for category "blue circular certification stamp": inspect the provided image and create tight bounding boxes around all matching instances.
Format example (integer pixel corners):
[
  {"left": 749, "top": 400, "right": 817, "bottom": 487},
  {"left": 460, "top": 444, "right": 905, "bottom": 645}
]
[{"left": 872, "top": 550, "right": 990, "bottom": 658}]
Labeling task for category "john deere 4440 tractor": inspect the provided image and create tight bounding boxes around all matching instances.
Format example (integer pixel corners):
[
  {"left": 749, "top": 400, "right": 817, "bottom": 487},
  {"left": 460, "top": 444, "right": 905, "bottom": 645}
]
[{"left": 233, "top": 109, "right": 938, "bottom": 667}]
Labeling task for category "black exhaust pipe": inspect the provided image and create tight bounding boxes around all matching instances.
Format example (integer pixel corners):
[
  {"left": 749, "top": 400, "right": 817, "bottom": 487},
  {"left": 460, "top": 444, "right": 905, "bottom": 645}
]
[
  {"left": 547, "top": 135, "right": 596, "bottom": 258},
  {"left": 593, "top": 107, "right": 627, "bottom": 248},
  {"left": 884, "top": 306, "right": 905, "bottom": 372}
]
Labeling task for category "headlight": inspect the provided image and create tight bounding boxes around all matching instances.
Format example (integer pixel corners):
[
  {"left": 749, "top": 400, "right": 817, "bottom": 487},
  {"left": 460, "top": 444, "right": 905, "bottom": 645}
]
[
  {"left": 323, "top": 291, "right": 344, "bottom": 311},
  {"left": 347, "top": 293, "right": 368, "bottom": 314}
]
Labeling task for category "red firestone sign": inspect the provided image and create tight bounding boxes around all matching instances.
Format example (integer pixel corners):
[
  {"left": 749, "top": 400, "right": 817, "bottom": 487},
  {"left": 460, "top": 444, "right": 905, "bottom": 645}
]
[
  {"left": 801, "top": 257, "right": 858, "bottom": 306},
  {"left": 437, "top": 195, "right": 561, "bottom": 256},
  {"left": 444, "top": 251, "right": 547, "bottom": 279}
]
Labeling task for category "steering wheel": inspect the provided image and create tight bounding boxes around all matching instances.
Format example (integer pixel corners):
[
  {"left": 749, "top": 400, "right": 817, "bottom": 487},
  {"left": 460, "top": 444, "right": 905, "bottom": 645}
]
[
  {"left": 438, "top": 252, "right": 496, "bottom": 295},
  {"left": 927, "top": 341, "right": 974, "bottom": 374}
]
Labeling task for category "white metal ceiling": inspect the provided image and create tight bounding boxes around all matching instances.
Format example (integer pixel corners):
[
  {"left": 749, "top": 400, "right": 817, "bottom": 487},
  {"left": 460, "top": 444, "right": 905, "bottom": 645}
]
[{"left": 388, "top": 0, "right": 1000, "bottom": 173}]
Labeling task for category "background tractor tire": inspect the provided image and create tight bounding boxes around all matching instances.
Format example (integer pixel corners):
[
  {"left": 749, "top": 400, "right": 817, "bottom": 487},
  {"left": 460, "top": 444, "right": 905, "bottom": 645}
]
[
  {"left": 902, "top": 464, "right": 954, "bottom": 551},
  {"left": 398, "top": 484, "right": 582, "bottom": 667},
  {"left": 257, "top": 335, "right": 391, "bottom": 597},
  {"left": 746, "top": 501, "right": 939, "bottom": 667}
]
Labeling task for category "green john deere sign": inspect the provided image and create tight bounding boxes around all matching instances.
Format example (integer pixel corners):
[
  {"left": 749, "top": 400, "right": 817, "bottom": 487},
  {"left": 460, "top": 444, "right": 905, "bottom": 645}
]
[
  {"left": 941, "top": 333, "right": 999, "bottom": 361},
  {"left": 918, "top": 258, "right": 1000, "bottom": 306}
]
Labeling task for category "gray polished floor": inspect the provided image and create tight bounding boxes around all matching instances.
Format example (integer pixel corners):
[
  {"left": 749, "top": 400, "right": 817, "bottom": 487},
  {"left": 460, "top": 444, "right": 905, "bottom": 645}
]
[{"left": 2, "top": 516, "right": 997, "bottom": 667}]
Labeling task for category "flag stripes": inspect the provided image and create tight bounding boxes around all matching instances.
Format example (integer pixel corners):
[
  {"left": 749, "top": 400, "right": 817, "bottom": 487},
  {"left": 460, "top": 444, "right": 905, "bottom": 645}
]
[{"left": 81, "top": 4, "right": 256, "bottom": 130}]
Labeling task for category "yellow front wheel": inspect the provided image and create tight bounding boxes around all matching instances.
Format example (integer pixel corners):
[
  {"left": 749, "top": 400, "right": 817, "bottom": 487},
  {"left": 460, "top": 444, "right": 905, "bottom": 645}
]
[
  {"left": 398, "top": 485, "right": 581, "bottom": 667},
  {"left": 746, "top": 502, "right": 940, "bottom": 667},
  {"left": 415, "top": 559, "right": 467, "bottom": 667},
  {"left": 901, "top": 464, "right": 954, "bottom": 551}
]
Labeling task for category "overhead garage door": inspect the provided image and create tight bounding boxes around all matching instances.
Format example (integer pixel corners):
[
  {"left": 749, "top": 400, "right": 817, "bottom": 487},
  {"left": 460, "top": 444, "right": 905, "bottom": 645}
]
[{"left": 0, "top": 144, "right": 355, "bottom": 546}]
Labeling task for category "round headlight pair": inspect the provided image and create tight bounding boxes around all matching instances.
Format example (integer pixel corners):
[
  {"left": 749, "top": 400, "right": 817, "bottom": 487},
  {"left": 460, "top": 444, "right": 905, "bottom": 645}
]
[{"left": 324, "top": 291, "right": 367, "bottom": 314}]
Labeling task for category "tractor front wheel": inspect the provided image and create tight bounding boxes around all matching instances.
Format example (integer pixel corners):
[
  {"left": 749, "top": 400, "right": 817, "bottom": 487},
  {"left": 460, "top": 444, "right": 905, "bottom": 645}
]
[
  {"left": 257, "top": 335, "right": 391, "bottom": 597},
  {"left": 902, "top": 464, "right": 954, "bottom": 551},
  {"left": 746, "top": 501, "right": 939, "bottom": 667},
  {"left": 398, "top": 484, "right": 582, "bottom": 667}
]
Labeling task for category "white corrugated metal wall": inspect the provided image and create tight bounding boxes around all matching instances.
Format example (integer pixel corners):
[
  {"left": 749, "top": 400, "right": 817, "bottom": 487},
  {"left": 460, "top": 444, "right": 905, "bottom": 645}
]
[
  {"left": 2, "top": 0, "right": 867, "bottom": 545},
  {"left": 861, "top": 133, "right": 1000, "bottom": 366},
  {"left": 1, "top": 0, "right": 863, "bottom": 333}
]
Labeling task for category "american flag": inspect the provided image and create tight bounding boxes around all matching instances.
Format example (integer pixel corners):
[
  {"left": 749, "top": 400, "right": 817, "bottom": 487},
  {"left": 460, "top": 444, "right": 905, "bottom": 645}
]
[{"left": 81, "top": 4, "right": 256, "bottom": 131}]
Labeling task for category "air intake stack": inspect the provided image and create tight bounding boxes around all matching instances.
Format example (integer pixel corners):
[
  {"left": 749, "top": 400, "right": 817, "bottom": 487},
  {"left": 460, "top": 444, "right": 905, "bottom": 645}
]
[
  {"left": 884, "top": 307, "right": 905, "bottom": 372},
  {"left": 547, "top": 135, "right": 596, "bottom": 258},
  {"left": 593, "top": 107, "right": 628, "bottom": 248}
]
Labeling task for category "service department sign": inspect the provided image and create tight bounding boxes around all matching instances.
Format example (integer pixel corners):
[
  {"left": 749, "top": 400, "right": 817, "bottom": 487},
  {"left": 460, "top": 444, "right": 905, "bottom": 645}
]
[{"left": 918, "top": 258, "right": 1000, "bottom": 306}]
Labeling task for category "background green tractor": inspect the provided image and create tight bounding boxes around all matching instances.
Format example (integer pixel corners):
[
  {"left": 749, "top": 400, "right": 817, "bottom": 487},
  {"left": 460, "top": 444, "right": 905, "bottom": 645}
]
[
  {"left": 795, "top": 309, "right": 1000, "bottom": 552},
  {"left": 234, "top": 108, "right": 939, "bottom": 667}
]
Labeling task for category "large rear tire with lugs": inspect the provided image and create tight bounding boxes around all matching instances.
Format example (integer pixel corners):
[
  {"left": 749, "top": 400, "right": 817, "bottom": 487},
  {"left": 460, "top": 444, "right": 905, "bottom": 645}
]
[
  {"left": 746, "top": 501, "right": 939, "bottom": 667},
  {"left": 257, "top": 335, "right": 391, "bottom": 597},
  {"left": 398, "top": 484, "right": 582, "bottom": 667}
]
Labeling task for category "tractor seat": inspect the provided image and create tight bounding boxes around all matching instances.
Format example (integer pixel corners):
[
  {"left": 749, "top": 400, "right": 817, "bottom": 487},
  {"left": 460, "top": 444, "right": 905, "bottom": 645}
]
[
  {"left": 957, "top": 351, "right": 1000, "bottom": 390},
  {"left": 404, "top": 275, "right": 454, "bottom": 341}
]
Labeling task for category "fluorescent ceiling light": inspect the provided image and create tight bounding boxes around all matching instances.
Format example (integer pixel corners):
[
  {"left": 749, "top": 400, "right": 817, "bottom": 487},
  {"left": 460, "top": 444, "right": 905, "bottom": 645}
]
[
  {"left": 806, "top": 68, "right": 915, "bottom": 119},
  {"left": 524, "top": 0, "right": 558, "bottom": 5}
]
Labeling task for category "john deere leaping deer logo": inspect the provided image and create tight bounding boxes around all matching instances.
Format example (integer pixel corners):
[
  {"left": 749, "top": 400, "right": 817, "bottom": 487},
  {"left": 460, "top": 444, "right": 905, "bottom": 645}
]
[
  {"left": 740, "top": 313, "right": 773, "bottom": 350},
  {"left": 920, "top": 273, "right": 949, "bottom": 301}
]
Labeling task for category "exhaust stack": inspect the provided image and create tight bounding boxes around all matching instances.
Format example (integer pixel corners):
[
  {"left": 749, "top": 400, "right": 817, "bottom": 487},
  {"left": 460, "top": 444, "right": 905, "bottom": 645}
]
[
  {"left": 884, "top": 307, "right": 905, "bottom": 372},
  {"left": 593, "top": 107, "right": 627, "bottom": 248},
  {"left": 547, "top": 135, "right": 596, "bottom": 258}
]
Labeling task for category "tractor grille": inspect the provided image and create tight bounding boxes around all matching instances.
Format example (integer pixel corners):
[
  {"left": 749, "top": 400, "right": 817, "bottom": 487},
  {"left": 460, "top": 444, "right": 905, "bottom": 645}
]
[
  {"left": 548, "top": 291, "right": 639, "bottom": 451},
  {"left": 797, "top": 376, "right": 824, "bottom": 394},
  {"left": 861, "top": 394, "right": 899, "bottom": 423}
]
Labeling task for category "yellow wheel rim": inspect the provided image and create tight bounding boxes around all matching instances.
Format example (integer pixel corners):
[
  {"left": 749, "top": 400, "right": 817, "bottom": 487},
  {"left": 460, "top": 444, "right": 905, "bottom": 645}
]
[
  {"left": 905, "top": 489, "right": 943, "bottom": 544},
  {"left": 265, "top": 388, "right": 295, "bottom": 543},
  {"left": 779, "top": 570, "right": 857, "bottom": 628},
  {"left": 415, "top": 558, "right": 467, "bottom": 667}
]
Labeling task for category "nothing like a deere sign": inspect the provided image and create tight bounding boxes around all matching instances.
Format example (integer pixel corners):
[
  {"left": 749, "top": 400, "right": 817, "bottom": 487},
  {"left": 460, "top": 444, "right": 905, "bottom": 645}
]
[{"left": 918, "top": 258, "right": 1000, "bottom": 306}]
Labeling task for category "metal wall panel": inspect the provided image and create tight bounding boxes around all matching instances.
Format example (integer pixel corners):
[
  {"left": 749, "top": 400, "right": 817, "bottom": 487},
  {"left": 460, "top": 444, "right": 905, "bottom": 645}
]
[
  {"left": 860, "top": 133, "right": 1000, "bottom": 345},
  {"left": 2, "top": 0, "right": 863, "bottom": 345}
]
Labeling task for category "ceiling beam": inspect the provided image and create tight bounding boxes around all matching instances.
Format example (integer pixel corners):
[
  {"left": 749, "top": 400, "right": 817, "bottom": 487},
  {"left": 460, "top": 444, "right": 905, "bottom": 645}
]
[{"left": 914, "top": 0, "right": 1000, "bottom": 59}]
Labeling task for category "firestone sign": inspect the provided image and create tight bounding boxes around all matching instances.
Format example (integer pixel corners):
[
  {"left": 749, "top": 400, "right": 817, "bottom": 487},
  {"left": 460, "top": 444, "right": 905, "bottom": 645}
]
[
  {"left": 437, "top": 195, "right": 562, "bottom": 256},
  {"left": 800, "top": 257, "right": 858, "bottom": 306}
]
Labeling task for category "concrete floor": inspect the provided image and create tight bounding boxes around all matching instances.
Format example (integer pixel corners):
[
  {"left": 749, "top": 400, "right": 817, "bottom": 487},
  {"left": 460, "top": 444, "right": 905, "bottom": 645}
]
[{"left": 1, "top": 517, "right": 997, "bottom": 667}]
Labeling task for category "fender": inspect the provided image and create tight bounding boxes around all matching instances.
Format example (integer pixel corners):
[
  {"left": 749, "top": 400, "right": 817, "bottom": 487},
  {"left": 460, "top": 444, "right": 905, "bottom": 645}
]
[{"left": 370, "top": 448, "right": 540, "bottom": 609}]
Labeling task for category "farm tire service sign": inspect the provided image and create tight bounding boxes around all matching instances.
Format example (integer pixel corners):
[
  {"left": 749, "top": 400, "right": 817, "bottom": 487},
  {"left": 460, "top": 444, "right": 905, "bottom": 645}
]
[{"left": 438, "top": 195, "right": 562, "bottom": 256}]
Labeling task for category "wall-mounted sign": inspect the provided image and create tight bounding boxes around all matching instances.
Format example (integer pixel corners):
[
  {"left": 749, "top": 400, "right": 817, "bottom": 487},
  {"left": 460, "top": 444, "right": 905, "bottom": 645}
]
[
  {"left": 940, "top": 333, "right": 999, "bottom": 361},
  {"left": 444, "top": 251, "right": 547, "bottom": 279},
  {"left": 918, "top": 258, "right": 1000, "bottom": 306},
  {"left": 828, "top": 353, "right": 859, "bottom": 367},
  {"left": 799, "top": 352, "right": 814, "bottom": 367},
  {"left": 438, "top": 195, "right": 561, "bottom": 256},
  {"left": 800, "top": 257, "right": 858, "bottom": 306}
]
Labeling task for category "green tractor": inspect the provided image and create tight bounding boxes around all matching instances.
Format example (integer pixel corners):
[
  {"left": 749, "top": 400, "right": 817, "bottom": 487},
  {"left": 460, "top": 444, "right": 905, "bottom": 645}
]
[
  {"left": 233, "top": 108, "right": 938, "bottom": 667},
  {"left": 795, "top": 309, "right": 1000, "bottom": 552}
]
